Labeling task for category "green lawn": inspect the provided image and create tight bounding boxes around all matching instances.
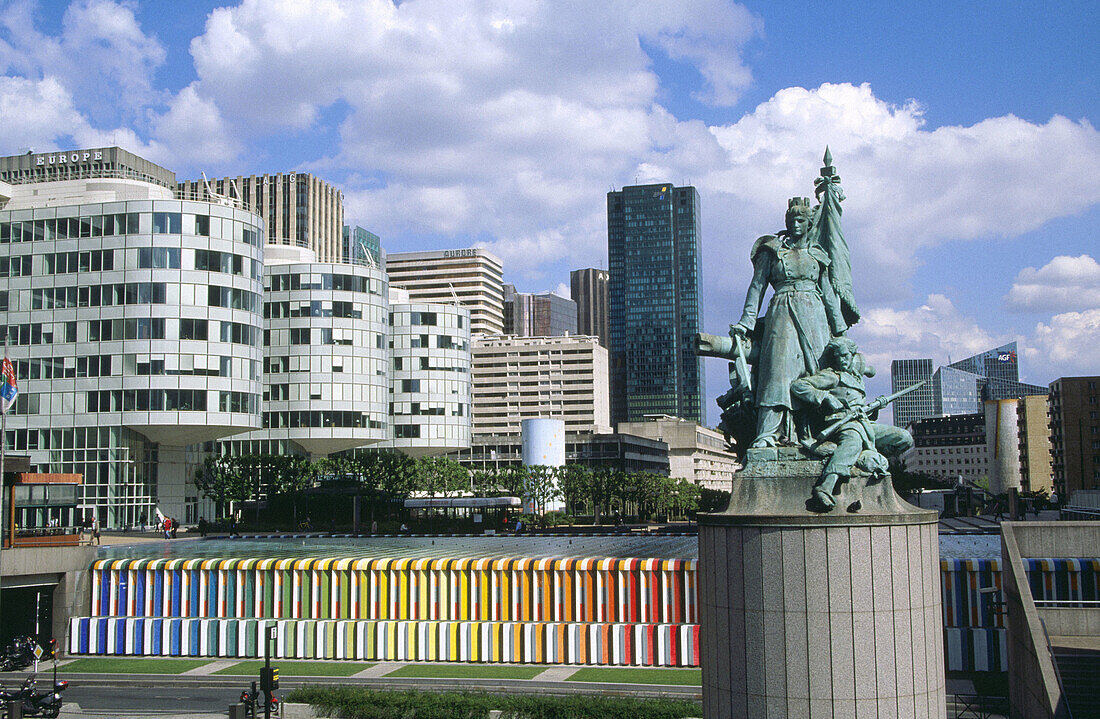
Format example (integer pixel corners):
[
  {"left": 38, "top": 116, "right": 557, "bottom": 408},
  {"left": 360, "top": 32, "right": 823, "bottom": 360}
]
[
  {"left": 214, "top": 660, "right": 373, "bottom": 677},
  {"left": 385, "top": 664, "right": 545, "bottom": 680},
  {"left": 60, "top": 657, "right": 212, "bottom": 674},
  {"left": 567, "top": 667, "right": 703, "bottom": 686}
]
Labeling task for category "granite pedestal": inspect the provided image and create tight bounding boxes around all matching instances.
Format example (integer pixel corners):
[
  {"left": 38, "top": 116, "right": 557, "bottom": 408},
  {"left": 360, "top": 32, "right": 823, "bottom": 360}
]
[{"left": 698, "top": 448, "right": 945, "bottom": 719}]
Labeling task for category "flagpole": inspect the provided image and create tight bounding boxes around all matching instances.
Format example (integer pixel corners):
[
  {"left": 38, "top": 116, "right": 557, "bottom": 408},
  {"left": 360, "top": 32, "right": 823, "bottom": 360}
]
[{"left": 0, "top": 337, "right": 8, "bottom": 636}]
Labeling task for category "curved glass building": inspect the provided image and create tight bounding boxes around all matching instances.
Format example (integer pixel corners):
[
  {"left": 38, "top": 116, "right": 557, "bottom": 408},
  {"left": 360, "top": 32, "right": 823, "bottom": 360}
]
[
  {"left": 383, "top": 290, "right": 472, "bottom": 456},
  {"left": 0, "top": 150, "right": 265, "bottom": 526},
  {"left": 238, "top": 245, "right": 389, "bottom": 455}
]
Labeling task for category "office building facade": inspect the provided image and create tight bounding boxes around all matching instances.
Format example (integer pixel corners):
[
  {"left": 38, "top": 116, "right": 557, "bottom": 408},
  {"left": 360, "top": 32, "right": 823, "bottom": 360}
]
[
  {"left": 178, "top": 172, "right": 344, "bottom": 263},
  {"left": 570, "top": 268, "right": 609, "bottom": 348},
  {"left": 1048, "top": 376, "right": 1100, "bottom": 498},
  {"left": 470, "top": 334, "right": 610, "bottom": 437},
  {"left": 1017, "top": 393, "right": 1053, "bottom": 494},
  {"left": 903, "top": 413, "right": 989, "bottom": 483},
  {"left": 0, "top": 148, "right": 475, "bottom": 527},
  {"left": 0, "top": 149, "right": 266, "bottom": 527},
  {"left": 502, "top": 285, "right": 577, "bottom": 337},
  {"left": 607, "top": 183, "right": 704, "bottom": 424},
  {"left": 343, "top": 225, "right": 381, "bottom": 266},
  {"left": 616, "top": 415, "right": 739, "bottom": 490},
  {"left": 891, "top": 358, "right": 936, "bottom": 428},
  {"left": 892, "top": 342, "right": 1047, "bottom": 427},
  {"left": 381, "top": 289, "right": 472, "bottom": 456},
  {"left": 384, "top": 248, "right": 504, "bottom": 336}
]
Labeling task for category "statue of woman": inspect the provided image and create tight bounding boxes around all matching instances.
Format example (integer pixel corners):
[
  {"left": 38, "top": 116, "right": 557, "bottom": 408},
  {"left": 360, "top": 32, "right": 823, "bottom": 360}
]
[{"left": 732, "top": 185, "right": 857, "bottom": 447}]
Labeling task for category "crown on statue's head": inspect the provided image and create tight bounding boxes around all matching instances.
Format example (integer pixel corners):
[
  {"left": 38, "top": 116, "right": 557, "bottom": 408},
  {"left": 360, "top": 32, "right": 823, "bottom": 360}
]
[{"left": 787, "top": 197, "right": 811, "bottom": 210}]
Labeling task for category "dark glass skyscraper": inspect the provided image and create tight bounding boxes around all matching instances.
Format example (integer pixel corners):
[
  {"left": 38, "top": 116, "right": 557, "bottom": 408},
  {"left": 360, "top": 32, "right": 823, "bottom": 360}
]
[{"left": 607, "top": 183, "right": 704, "bottom": 424}]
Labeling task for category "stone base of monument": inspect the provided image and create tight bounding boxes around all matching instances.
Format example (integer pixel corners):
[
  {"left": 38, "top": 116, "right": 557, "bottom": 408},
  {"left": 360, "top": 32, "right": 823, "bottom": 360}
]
[{"left": 698, "top": 447, "right": 945, "bottom": 719}]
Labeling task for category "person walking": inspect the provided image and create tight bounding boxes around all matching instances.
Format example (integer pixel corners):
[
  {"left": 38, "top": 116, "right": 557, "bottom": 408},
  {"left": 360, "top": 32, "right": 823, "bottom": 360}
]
[{"left": 92, "top": 516, "right": 101, "bottom": 545}]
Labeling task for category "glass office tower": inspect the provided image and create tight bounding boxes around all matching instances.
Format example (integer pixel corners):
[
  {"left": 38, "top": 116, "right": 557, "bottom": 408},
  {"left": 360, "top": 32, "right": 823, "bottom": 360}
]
[{"left": 607, "top": 183, "right": 704, "bottom": 424}]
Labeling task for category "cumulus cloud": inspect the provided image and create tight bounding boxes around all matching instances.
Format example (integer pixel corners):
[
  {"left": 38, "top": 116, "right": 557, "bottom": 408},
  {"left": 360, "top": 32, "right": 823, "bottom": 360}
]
[
  {"left": 1026, "top": 309, "right": 1100, "bottom": 378},
  {"left": 850, "top": 294, "right": 1005, "bottom": 375},
  {"left": 1005, "top": 255, "right": 1100, "bottom": 313},
  {"left": 0, "top": 0, "right": 165, "bottom": 125},
  {"left": 152, "top": 84, "right": 242, "bottom": 165},
  {"left": 0, "top": 76, "right": 86, "bottom": 152},
  {"left": 689, "top": 83, "right": 1100, "bottom": 317}
]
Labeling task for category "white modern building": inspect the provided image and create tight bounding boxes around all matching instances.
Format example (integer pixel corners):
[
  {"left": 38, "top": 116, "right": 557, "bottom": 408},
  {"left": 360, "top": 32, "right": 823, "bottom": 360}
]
[
  {"left": 218, "top": 245, "right": 390, "bottom": 457},
  {"left": 0, "top": 148, "right": 265, "bottom": 528},
  {"left": 385, "top": 248, "right": 505, "bottom": 336},
  {"left": 379, "top": 287, "right": 472, "bottom": 456},
  {"left": 471, "top": 334, "right": 610, "bottom": 437},
  {"left": 0, "top": 148, "right": 475, "bottom": 527}
]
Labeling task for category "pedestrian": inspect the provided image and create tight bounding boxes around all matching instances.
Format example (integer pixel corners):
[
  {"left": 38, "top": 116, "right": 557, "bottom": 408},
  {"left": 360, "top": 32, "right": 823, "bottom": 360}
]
[
  {"left": 370, "top": 519, "right": 378, "bottom": 535},
  {"left": 198, "top": 516, "right": 208, "bottom": 537},
  {"left": 163, "top": 517, "right": 171, "bottom": 539},
  {"left": 170, "top": 518, "right": 178, "bottom": 539},
  {"left": 92, "top": 516, "right": 101, "bottom": 545}
]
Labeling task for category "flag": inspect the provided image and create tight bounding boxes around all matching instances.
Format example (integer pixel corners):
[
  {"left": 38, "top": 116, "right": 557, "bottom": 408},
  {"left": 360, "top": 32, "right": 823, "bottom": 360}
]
[{"left": 1, "top": 352, "right": 17, "bottom": 414}]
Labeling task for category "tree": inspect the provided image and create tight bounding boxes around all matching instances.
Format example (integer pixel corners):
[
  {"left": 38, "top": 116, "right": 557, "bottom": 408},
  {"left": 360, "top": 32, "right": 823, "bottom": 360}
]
[
  {"left": 415, "top": 456, "right": 471, "bottom": 497},
  {"left": 193, "top": 455, "right": 251, "bottom": 519},
  {"left": 557, "top": 464, "right": 593, "bottom": 517},
  {"left": 523, "top": 465, "right": 561, "bottom": 516}
]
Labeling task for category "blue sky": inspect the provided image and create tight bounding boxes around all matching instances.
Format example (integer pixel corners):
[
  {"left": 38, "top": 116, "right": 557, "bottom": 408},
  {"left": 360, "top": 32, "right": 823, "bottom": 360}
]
[{"left": 1, "top": 0, "right": 1098, "bottom": 423}]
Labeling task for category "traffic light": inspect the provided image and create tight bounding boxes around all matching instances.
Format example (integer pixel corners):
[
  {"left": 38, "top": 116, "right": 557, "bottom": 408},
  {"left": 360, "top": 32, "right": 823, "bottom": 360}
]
[{"left": 260, "top": 666, "right": 279, "bottom": 691}]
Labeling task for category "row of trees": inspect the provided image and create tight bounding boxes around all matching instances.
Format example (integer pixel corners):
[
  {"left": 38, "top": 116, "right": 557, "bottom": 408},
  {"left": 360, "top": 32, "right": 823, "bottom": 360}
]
[{"left": 193, "top": 451, "right": 717, "bottom": 525}]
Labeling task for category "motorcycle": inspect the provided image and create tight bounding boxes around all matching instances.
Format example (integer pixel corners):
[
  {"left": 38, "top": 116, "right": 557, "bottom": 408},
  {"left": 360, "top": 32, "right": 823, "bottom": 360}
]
[
  {"left": 0, "top": 636, "right": 37, "bottom": 672},
  {"left": 239, "top": 680, "right": 279, "bottom": 718},
  {"left": 0, "top": 676, "right": 68, "bottom": 718}
]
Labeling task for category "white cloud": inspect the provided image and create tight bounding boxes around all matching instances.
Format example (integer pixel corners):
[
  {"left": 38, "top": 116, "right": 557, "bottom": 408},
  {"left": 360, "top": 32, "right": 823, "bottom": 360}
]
[
  {"left": 0, "top": 76, "right": 86, "bottom": 152},
  {"left": 851, "top": 294, "right": 1005, "bottom": 375},
  {"left": 1005, "top": 255, "right": 1100, "bottom": 313},
  {"left": 1026, "top": 309, "right": 1100, "bottom": 378},
  {"left": 0, "top": 0, "right": 165, "bottom": 125},
  {"left": 689, "top": 83, "right": 1100, "bottom": 317},
  {"left": 152, "top": 85, "right": 242, "bottom": 165}
]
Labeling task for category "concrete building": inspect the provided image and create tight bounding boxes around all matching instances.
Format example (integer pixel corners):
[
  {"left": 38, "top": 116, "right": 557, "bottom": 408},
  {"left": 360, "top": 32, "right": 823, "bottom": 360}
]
[
  {"left": 1048, "top": 376, "right": 1100, "bottom": 497},
  {"left": 607, "top": 183, "right": 704, "bottom": 424},
  {"left": 616, "top": 415, "right": 739, "bottom": 490},
  {"left": 1017, "top": 393, "right": 1053, "bottom": 494},
  {"left": 0, "top": 148, "right": 265, "bottom": 528},
  {"left": 470, "top": 334, "right": 610, "bottom": 437},
  {"left": 178, "top": 172, "right": 344, "bottom": 263},
  {"left": 449, "top": 432, "right": 670, "bottom": 476},
  {"left": 502, "top": 285, "right": 577, "bottom": 337},
  {"left": 570, "top": 268, "right": 609, "bottom": 348},
  {"left": 904, "top": 413, "right": 989, "bottom": 482},
  {"left": 384, "top": 248, "right": 504, "bottom": 336}
]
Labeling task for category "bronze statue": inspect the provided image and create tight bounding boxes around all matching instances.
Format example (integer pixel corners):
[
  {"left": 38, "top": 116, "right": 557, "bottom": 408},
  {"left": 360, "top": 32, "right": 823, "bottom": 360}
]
[{"left": 697, "top": 149, "right": 918, "bottom": 513}]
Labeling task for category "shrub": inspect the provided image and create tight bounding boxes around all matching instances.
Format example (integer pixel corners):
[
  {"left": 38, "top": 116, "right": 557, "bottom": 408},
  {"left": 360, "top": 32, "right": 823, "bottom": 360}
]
[{"left": 285, "top": 687, "right": 700, "bottom": 719}]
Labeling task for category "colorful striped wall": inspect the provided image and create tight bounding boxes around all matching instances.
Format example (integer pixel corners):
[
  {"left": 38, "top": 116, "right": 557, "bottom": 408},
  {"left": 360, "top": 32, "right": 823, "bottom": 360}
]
[
  {"left": 68, "top": 617, "right": 699, "bottom": 666},
  {"left": 69, "top": 552, "right": 1100, "bottom": 673}
]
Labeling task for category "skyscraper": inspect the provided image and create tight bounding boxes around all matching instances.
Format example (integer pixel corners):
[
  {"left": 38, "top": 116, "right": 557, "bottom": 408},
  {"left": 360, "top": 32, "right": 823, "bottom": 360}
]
[
  {"left": 384, "top": 248, "right": 505, "bottom": 336},
  {"left": 891, "top": 341, "right": 1047, "bottom": 427},
  {"left": 1048, "top": 376, "right": 1100, "bottom": 497},
  {"left": 570, "top": 268, "right": 609, "bottom": 348},
  {"left": 503, "top": 285, "right": 577, "bottom": 337},
  {"left": 891, "top": 358, "right": 935, "bottom": 428},
  {"left": 607, "top": 183, "right": 704, "bottom": 424},
  {"left": 178, "top": 172, "right": 344, "bottom": 262}
]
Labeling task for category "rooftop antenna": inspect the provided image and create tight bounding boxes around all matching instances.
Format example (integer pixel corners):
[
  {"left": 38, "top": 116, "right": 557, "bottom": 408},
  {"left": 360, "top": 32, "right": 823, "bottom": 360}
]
[
  {"left": 201, "top": 172, "right": 236, "bottom": 208},
  {"left": 448, "top": 283, "right": 462, "bottom": 306}
]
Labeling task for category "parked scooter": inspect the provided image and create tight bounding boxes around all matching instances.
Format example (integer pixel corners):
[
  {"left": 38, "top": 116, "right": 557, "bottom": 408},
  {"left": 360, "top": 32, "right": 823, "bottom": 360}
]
[
  {"left": 0, "top": 675, "right": 68, "bottom": 718},
  {"left": 239, "top": 680, "right": 279, "bottom": 718}
]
